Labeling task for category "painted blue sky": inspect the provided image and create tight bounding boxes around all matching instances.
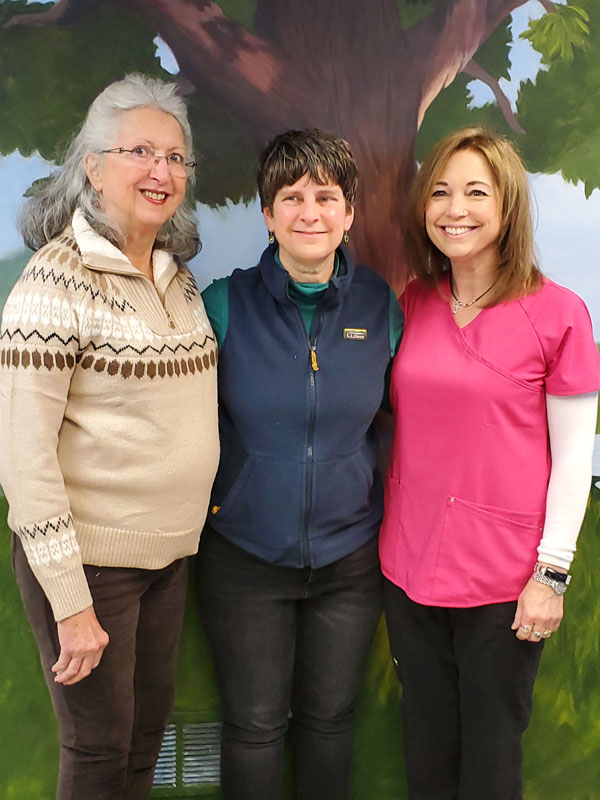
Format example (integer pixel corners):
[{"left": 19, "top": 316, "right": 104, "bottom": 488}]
[{"left": 2, "top": 0, "right": 598, "bottom": 334}]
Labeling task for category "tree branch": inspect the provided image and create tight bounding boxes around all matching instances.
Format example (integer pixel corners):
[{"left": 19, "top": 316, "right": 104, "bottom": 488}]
[
  {"left": 414, "top": 0, "right": 530, "bottom": 127},
  {"left": 484, "top": 0, "right": 535, "bottom": 36},
  {"left": 122, "top": 0, "right": 421, "bottom": 144},
  {"left": 463, "top": 59, "right": 525, "bottom": 133},
  {"left": 126, "top": 0, "right": 280, "bottom": 90},
  {"left": 538, "top": 0, "right": 557, "bottom": 13},
  {"left": 118, "top": 0, "right": 295, "bottom": 136}
]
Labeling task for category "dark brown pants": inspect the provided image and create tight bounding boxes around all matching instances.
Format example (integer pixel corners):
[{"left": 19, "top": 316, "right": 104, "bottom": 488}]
[{"left": 13, "top": 535, "right": 187, "bottom": 800}]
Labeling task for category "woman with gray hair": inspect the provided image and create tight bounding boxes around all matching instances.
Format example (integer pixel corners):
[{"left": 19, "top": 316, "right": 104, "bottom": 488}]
[{"left": 0, "top": 73, "right": 219, "bottom": 799}]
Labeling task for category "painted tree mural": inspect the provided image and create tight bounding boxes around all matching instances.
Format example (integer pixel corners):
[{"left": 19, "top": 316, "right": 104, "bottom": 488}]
[
  {"left": 0, "top": 0, "right": 597, "bottom": 292},
  {"left": 1, "top": 1, "right": 599, "bottom": 798}
]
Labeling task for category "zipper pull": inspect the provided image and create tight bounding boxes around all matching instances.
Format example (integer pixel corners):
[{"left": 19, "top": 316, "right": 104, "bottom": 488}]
[
  {"left": 165, "top": 308, "right": 176, "bottom": 330},
  {"left": 310, "top": 347, "right": 319, "bottom": 372}
]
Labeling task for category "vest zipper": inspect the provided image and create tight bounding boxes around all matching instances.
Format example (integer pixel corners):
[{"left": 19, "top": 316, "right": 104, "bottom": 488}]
[
  {"left": 301, "top": 311, "right": 324, "bottom": 565},
  {"left": 310, "top": 347, "right": 319, "bottom": 371}
]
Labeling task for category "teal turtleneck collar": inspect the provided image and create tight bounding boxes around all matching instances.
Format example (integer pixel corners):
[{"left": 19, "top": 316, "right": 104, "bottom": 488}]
[{"left": 275, "top": 249, "right": 340, "bottom": 333}]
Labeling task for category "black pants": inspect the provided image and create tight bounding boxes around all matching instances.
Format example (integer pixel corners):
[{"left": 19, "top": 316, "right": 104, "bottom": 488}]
[
  {"left": 383, "top": 579, "right": 544, "bottom": 800},
  {"left": 13, "top": 535, "right": 187, "bottom": 800},
  {"left": 196, "top": 526, "right": 383, "bottom": 800}
]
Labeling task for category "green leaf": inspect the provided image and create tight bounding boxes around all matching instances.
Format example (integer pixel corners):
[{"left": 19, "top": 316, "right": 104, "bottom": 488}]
[
  {"left": 516, "top": 0, "right": 600, "bottom": 195},
  {"left": 186, "top": 89, "right": 258, "bottom": 208},
  {"left": 520, "top": 4, "right": 590, "bottom": 65},
  {"left": 215, "top": 0, "right": 257, "bottom": 32},
  {"left": 395, "top": 0, "right": 442, "bottom": 30},
  {"left": 23, "top": 176, "right": 52, "bottom": 198},
  {"left": 473, "top": 18, "right": 512, "bottom": 81},
  {"left": 0, "top": 2, "right": 164, "bottom": 161}
]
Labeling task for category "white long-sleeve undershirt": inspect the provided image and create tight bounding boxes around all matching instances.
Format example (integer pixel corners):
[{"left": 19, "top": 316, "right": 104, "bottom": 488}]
[{"left": 537, "top": 392, "right": 598, "bottom": 570}]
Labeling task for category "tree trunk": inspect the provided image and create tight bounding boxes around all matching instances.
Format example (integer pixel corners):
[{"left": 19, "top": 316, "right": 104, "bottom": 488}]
[
  {"left": 116, "top": 0, "right": 427, "bottom": 289},
  {"left": 114, "top": 0, "right": 527, "bottom": 291},
  {"left": 351, "top": 133, "right": 419, "bottom": 293}
]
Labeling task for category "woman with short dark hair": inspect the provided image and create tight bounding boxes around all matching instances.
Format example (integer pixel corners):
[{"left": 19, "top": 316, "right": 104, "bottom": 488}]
[{"left": 196, "top": 127, "right": 403, "bottom": 800}]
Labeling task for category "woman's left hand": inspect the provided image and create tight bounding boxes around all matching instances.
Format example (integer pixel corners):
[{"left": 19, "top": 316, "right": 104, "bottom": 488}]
[
  {"left": 511, "top": 578, "right": 563, "bottom": 642},
  {"left": 53, "top": 606, "right": 110, "bottom": 685}
]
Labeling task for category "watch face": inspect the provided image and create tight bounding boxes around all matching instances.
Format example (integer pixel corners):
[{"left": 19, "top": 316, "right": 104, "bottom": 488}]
[
  {"left": 540, "top": 566, "right": 569, "bottom": 583},
  {"left": 534, "top": 564, "right": 570, "bottom": 593}
]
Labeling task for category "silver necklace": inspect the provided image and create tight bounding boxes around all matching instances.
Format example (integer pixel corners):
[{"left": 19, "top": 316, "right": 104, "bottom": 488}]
[{"left": 450, "top": 277, "right": 497, "bottom": 314}]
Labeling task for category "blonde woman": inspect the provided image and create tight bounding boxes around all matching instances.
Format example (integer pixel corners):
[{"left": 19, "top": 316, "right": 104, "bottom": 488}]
[{"left": 380, "top": 128, "right": 599, "bottom": 800}]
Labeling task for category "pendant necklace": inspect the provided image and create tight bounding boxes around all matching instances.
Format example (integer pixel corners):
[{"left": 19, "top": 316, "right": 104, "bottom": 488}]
[{"left": 450, "top": 277, "right": 497, "bottom": 315}]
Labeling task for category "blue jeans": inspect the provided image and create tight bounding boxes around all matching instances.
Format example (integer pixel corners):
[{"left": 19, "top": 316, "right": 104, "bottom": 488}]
[{"left": 195, "top": 526, "right": 382, "bottom": 800}]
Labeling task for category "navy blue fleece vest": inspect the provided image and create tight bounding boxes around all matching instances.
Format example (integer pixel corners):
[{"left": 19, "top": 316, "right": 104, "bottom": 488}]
[{"left": 209, "top": 244, "right": 392, "bottom": 568}]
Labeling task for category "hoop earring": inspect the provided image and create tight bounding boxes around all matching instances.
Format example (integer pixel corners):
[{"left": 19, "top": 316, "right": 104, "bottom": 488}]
[
  {"left": 268, "top": 232, "right": 275, "bottom": 244},
  {"left": 343, "top": 231, "right": 350, "bottom": 244}
]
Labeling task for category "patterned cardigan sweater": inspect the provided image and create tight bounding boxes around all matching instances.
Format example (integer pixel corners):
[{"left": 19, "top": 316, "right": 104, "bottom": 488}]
[{"left": 0, "top": 210, "right": 219, "bottom": 621}]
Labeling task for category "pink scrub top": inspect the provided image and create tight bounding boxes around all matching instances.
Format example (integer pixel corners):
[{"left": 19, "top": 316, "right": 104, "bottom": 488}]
[{"left": 379, "top": 277, "right": 600, "bottom": 608}]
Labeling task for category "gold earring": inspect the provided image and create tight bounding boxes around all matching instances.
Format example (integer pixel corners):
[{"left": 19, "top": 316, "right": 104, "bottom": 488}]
[
  {"left": 343, "top": 231, "right": 350, "bottom": 244},
  {"left": 268, "top": 232, "right": 275, "bottom": 244}
]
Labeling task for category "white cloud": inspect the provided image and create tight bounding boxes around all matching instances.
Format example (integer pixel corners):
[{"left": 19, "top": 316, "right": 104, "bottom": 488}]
[{"left": 530, "top": 172, "right": 600, "bottom": 337}]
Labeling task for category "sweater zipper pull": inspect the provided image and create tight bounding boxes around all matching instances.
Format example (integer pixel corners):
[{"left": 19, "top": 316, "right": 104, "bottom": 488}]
[
  {"left": 165, "top": 307, "right": 176, "bottom": 330},
  {"left": 310, "top": 347, "right": 319, "bottom": 372}
]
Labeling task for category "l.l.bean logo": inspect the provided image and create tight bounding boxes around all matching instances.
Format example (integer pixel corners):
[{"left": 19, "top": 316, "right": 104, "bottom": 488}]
[{"left": 343, "top": 328, "right": 367, "bottom": 341}]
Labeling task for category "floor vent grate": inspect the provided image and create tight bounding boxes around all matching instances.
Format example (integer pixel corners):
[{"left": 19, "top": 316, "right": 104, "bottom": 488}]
[{"left": 154, "top": 719, "right": 221, "bottom": 791}]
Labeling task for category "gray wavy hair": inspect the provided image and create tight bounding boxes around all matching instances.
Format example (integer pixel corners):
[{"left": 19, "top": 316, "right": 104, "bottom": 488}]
[{"left": 19, "top": 73, "right": 200, "bottom": 262}]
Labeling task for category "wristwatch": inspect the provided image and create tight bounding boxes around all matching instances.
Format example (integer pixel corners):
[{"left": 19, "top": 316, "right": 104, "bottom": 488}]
[{"left": 532, "top": 562, "right": 571, "bottom": 595}]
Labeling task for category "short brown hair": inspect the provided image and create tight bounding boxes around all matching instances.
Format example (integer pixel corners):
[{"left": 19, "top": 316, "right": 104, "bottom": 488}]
[
  {"left": 405, "top": 128, "right": 542, "bottom": 304},
  {"left": 257, "top": 128, "right": 358, "bottom": 211}
]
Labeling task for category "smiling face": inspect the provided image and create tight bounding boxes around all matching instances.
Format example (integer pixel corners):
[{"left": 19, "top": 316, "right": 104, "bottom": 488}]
[
  {"left": 84, "top": 106, "right": 187, "bottom": 242},
  {"left": 425, "top": 148, "right": 501, "bottom": 273},
  {"left": 263, "top": 173, "right": 354, "bottom": 283}
]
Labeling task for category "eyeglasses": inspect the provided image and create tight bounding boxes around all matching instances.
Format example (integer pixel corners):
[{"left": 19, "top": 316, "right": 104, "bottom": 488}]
[{"left": 99, "top": 145, "right": 196, "bottom": 176}]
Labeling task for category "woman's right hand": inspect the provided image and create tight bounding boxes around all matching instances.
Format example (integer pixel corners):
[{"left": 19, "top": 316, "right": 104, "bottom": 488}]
[{"left": 52, "top": 606, "right": 109, "bottom": 685}]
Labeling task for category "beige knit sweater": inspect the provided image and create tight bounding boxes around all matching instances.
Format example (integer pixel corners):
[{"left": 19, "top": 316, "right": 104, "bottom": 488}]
[{"left": 0, "top": 210, "right": 219, "bottom": 621}]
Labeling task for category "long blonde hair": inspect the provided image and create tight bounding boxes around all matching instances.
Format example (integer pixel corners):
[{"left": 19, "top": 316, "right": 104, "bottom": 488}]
[{"left": 405, "top": 128, "right": 542, "bottom": 304}]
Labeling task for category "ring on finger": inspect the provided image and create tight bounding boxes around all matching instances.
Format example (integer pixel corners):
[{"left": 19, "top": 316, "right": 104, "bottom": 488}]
[
  {"left": 520, "top": 624, "right": 532, "bottom": 634},
  {"left": 542, "top": 629, "right": 552, "bottom": 638},
  {"left": 533, "top": 631, "right": 542, "bottom": 639}
]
